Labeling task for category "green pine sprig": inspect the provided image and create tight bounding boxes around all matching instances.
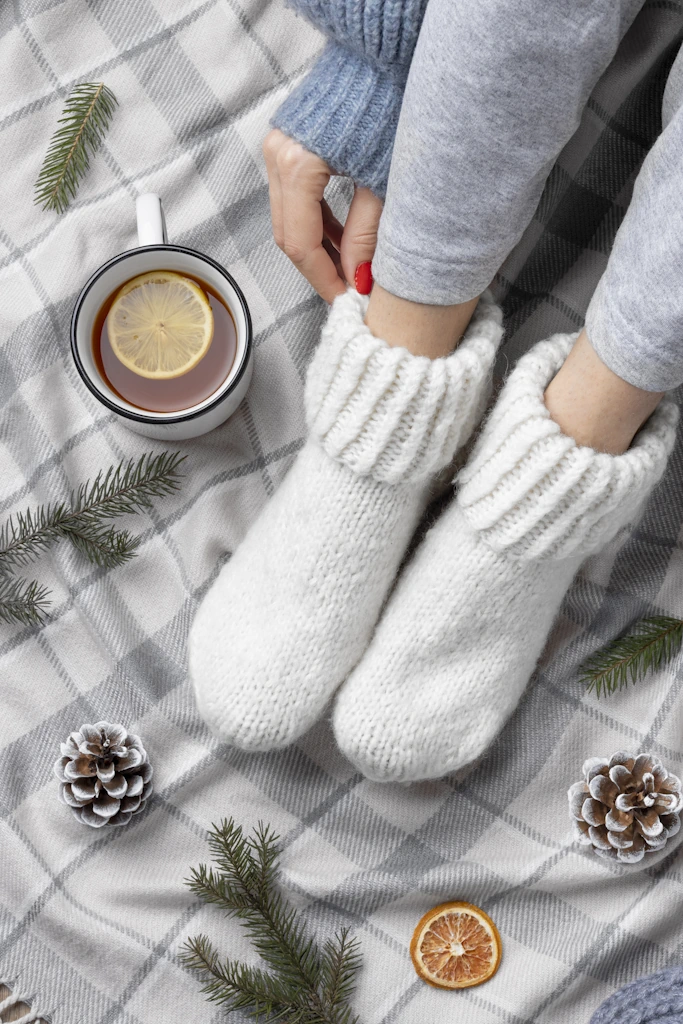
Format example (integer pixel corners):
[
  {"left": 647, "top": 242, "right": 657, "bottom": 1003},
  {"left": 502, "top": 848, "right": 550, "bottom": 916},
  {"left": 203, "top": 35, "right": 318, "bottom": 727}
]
[
  {"left": 0, "top": 574, "right": 51, "bottom": 627},
  {"left": 34, "top": 82, "right": 118, "bottom": 214},
  {"left": 580, "top": 615, "right": 683, "bottom": 698},
  {"left": 0, "top": 450, "right": 185, "bottom": 626},
  {"left": 181, "top": 820, "right": 362, "bottom": 1024}
]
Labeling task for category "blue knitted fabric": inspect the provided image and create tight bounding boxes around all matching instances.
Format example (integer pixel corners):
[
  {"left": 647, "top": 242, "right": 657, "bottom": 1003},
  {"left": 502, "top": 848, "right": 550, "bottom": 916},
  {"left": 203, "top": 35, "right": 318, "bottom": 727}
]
[
  {"left": 271, "top": 0, "right": 429, "bottom": 196},
  {"left": 590, "top": 967, "right": 683, "bottom": 1023},
  {"left": 280, "top": 0, "right": 428, "bottom": 67}
]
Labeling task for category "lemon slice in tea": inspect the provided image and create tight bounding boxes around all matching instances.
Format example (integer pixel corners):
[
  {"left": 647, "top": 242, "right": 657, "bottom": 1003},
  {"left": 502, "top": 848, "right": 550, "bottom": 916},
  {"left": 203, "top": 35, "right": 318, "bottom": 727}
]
[
  {"left": 410, "top": 901, "right": 502, "bottom": 990},
  {"left": 108, "top": 271, "right": 214, "bottom": 379}
]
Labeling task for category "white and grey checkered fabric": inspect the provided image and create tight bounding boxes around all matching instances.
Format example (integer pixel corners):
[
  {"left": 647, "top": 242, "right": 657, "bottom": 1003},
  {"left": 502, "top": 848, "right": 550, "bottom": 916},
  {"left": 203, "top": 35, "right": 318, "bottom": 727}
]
[{"left": 2, "top": 2, "right": 683, "bottom": 1023}]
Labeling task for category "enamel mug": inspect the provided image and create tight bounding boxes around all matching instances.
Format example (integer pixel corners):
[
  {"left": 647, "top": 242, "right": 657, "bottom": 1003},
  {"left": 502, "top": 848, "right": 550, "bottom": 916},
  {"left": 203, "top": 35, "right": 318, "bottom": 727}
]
[{"left": 70, "top": 194, "right": 253, "bottom": 440}]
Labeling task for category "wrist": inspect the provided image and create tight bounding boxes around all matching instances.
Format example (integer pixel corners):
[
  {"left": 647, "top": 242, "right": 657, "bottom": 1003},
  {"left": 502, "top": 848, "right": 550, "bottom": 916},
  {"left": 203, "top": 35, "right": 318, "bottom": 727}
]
[
  {"left": 544, "top": 329, "right": 665, "bottom": 455},
  {"left": 364, "top": 283, "right": 480, "bottom": 359},
  {"left": 271, "top": 42, "right": 403, "bottom": 198}
]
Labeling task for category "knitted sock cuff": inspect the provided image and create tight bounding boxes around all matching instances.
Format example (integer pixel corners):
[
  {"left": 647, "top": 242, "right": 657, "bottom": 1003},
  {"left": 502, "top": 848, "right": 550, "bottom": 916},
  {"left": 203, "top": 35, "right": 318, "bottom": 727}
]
[
  {"left": 457, "top": 333, "right": 679, "bottom": 560},
  {"left": 270, "top": 42, "right": 404, "bottom": 197},
  {"left": 305, "top": 288, "right": 503, "bottom": 485}
]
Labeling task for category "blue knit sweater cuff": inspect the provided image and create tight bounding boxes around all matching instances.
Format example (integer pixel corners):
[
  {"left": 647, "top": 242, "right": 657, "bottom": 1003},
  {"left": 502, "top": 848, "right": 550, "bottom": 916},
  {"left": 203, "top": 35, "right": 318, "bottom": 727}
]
[{"left": 271, "top": 41, "right": 405, "bottom": 199}]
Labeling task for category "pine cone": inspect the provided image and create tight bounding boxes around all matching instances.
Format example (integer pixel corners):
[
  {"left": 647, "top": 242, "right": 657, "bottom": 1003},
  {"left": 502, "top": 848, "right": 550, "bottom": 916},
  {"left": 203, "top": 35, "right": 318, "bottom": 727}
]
[
  {"left": 54, "top": 721, "right": 153, "bottom": 828},
  {"left": 569, "top": 751, "right": 682, "bottom": 864}
]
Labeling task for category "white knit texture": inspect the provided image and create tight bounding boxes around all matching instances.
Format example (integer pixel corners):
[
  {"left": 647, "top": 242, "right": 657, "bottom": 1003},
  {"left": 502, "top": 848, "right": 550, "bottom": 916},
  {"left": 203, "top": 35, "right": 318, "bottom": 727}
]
[
  {"left": 458, "top": 333, "right": 679, "bottom": 559},
  {"left": 333, "top": 333, "right": 678, "bottom": 782},
  {"left": 189, "top": 287, "right": 503, "bottom": 751},
  {"left": 306, "top": 288, "right": 503, "bottom": 483}
]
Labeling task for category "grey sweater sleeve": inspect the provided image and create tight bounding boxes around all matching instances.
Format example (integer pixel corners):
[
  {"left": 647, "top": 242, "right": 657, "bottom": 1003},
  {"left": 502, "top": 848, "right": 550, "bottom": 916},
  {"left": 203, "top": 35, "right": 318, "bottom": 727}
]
[{"left": 372, "top": 0, "right": 644, "bottom": 305}]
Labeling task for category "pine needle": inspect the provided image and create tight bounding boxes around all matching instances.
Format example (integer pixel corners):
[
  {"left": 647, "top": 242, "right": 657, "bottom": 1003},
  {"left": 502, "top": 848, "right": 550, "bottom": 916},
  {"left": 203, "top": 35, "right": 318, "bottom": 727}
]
[
  {"left": 34, "top": 82, "right": 118, "bottom": 213},
  {"left": 0, "top": 450, "right": 185, "bottom": 625},
  {"left": 0, "top": 574, "right": 51, "bottom": 626},
  {"left": 182, "top": 935, "right": 303, "bottom": 1020},
  {"left": 580, "top": 615, "right": 683, "bottom": 698},
  {"left": 181, "top": 819, "right": 361, "bottom": 1024},
  {"left": 0, "top": 451, "right": 185, "bottom": 573},
  {"left": 319, "top": 930, "right": 362, "bottom": 1024}
]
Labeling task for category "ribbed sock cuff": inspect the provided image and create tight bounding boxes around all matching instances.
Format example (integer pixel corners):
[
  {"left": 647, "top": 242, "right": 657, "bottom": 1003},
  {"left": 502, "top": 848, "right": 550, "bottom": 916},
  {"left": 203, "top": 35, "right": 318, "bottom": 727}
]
[
  {"left": 271, "top": 41, "right": 404, "bottom": 198},
  {"left": 305, "top": 288, "right": 504, "bottom": 484},
  {"left": 458, "top": 334, "right": 678, "bottom": 560}
]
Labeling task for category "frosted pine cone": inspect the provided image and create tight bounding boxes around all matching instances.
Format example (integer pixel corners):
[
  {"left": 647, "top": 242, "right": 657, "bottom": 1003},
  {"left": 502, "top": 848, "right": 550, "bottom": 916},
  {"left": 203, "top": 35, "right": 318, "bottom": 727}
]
[
  {"left": 569, "top": 752, "right": 682, "bottom": 864},
  {"left": 55, "top": 721, "right": 153, "bottom": 828}
]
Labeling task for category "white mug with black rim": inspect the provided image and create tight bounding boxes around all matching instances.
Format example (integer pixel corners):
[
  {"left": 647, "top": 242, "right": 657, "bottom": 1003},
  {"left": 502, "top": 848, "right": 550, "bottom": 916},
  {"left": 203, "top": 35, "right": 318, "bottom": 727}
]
[{"left": 70, "top": 194, "right": 254, "bottom": 440}]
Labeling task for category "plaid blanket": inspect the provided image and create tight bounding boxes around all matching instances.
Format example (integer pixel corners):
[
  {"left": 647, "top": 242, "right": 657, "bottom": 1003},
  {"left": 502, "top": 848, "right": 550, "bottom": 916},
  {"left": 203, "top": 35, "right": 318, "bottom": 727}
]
[{"left": 2, "top": 1, "right": 683, "bottom": 1022}]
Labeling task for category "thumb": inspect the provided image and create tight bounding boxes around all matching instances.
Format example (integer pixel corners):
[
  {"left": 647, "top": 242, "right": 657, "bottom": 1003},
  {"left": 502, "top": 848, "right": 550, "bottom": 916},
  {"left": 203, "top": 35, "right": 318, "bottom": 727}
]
[{"left": 340, "top": 186, "right": 383, "bottom": 293}]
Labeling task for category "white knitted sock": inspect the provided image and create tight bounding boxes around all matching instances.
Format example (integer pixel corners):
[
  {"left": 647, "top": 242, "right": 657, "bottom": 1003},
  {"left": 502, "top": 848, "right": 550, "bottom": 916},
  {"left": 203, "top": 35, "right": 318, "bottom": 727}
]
[
  {"left": 189, "top": 287, "right": 503, "bottom": 751},
  {"left": 333, "top": 333, "right": 679, "bottom": 782}
]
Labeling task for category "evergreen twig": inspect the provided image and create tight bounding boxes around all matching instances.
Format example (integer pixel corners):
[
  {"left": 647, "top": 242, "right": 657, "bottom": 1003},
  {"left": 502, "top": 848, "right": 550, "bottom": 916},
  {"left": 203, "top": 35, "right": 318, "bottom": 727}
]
[
  {"left": 182, "top": 935, "right": 304, "bottom": 1020},
  {"left": 0, "top": 450, "right": 185, "bottom": 625},
  {"left": 34, "top": 82, "right": 118, "bottom": 213},
  {"left": 580, "top": 615, "right": 683, "bottom": 698},
  {"left": 181, "top": 820, "right": 361, "bottom": 1024},
  {"left": 319, "top": 930, "right": 362, "bottom": 1024},
  {"left": 0, "top": 451, "right": 185, "bottom": 572},
  {"left": 0, "top": 574, "right": 51, "bottom": 627}
]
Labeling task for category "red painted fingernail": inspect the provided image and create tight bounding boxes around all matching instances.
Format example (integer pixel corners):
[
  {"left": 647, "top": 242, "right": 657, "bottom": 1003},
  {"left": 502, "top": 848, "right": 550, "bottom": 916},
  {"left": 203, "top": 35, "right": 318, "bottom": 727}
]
[{"left": 354, "top": 261, "right": 373, "bottom": 295}]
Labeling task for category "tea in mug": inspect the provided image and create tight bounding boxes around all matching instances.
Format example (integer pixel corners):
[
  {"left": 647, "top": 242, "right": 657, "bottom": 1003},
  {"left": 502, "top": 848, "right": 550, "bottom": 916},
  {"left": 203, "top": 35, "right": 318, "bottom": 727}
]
[{"left": 93, "top": 270, "right": 237, "bottom": 413}]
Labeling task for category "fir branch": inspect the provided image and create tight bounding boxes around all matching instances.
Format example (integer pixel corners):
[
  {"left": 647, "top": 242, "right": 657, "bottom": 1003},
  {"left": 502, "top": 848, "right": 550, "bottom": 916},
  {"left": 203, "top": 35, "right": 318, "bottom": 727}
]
[
  {"left": 319, "top": 931, "right": 361, "bottom": 1023},
  {"left": 0, "top": 574, "right": 51, "bottom": 626},
  {"left": 64, "top": 523, "right": 139, "bottom": 569},
  {"left": 189, "top": 821, "right": 321, "bottom": 994},
  {"left": 0, "top": 451, "right": 185, "bottom": 573},
  {"left": 580, "top": 615, "right": 683, "bottom": 698},
  {"left": 71, "top": 450, "right": 186, "bottom": 519},
  {"left": 241, "top": 823, "right": 322, "bottom": 994},
  {"left": 182, "top": 934, "right": 305, "bottom": 1021},
  {"left": 34, "top": 82, "right": 118, "bottom": 213},
  {"left": 182, "top": 820, "right": 361, "bottom": 1024},
  {"left": 0, "top": 451, "right": 185, "bottom": 625}
]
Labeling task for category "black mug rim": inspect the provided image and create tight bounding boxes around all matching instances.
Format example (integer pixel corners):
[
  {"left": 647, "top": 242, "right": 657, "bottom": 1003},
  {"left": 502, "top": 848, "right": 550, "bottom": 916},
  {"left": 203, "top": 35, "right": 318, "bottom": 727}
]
[{"left": 70, "top": 244, "right": 253, "bottom": 424}]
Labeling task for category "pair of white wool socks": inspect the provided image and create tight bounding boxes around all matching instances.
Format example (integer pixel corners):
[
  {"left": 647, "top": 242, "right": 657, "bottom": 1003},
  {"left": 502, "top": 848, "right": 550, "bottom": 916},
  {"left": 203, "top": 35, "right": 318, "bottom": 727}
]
[
  {"left": 335, "top": 335, "right": 677, "bottom": 780},
  {"left": 190, "top": 288, "right": 503, "bottom": 750},
  {"left": 190, "top": 289, "right": 677, "bottom": 781}
]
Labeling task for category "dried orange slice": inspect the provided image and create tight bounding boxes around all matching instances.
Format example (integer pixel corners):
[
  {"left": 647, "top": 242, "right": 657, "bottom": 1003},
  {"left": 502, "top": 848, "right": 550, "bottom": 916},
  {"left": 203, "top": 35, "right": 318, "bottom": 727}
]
[
  {"left": 108, "top": 271, "right": 213, "bottom": 379},
  {"left": 410, "top": 901, "right": 502, "bottom": 989}
]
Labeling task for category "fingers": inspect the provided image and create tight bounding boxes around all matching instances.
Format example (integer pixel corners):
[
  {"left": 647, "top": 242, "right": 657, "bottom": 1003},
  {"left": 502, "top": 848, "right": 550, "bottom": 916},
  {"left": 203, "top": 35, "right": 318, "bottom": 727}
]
[
  {"left": 321, "top": 199, "right": 344, "bottom": 252},
  {"left": 262, "top": 132, "right": 382, "bottom": 302},
  {"left": 262, "top": 129, "right": 285, "bottom": 250},
  {"left": 279, "top": 162, "right": 346, "bottom": 303},
  {"left": 262, "top": 129, "right": 346, "bottom": 304},
  {"left": 322, "top": 235, "right": 344, "bottom": 279},
  {"left": 340, "top": 186, "right": 383, "bottom": 292}
]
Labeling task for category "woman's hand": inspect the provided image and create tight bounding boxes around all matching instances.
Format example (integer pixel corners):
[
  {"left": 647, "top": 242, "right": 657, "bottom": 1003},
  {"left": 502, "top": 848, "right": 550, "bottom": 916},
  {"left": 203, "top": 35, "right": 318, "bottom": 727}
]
[{"left": 263, "top": 128, "right": 383, "bottom": 304}]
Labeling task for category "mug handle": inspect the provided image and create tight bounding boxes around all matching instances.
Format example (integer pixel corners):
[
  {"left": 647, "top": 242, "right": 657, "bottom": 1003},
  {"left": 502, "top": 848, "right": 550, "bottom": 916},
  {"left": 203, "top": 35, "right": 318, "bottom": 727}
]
[{"left": 136, "top": 193, "right": 167, "bottom": 246}]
